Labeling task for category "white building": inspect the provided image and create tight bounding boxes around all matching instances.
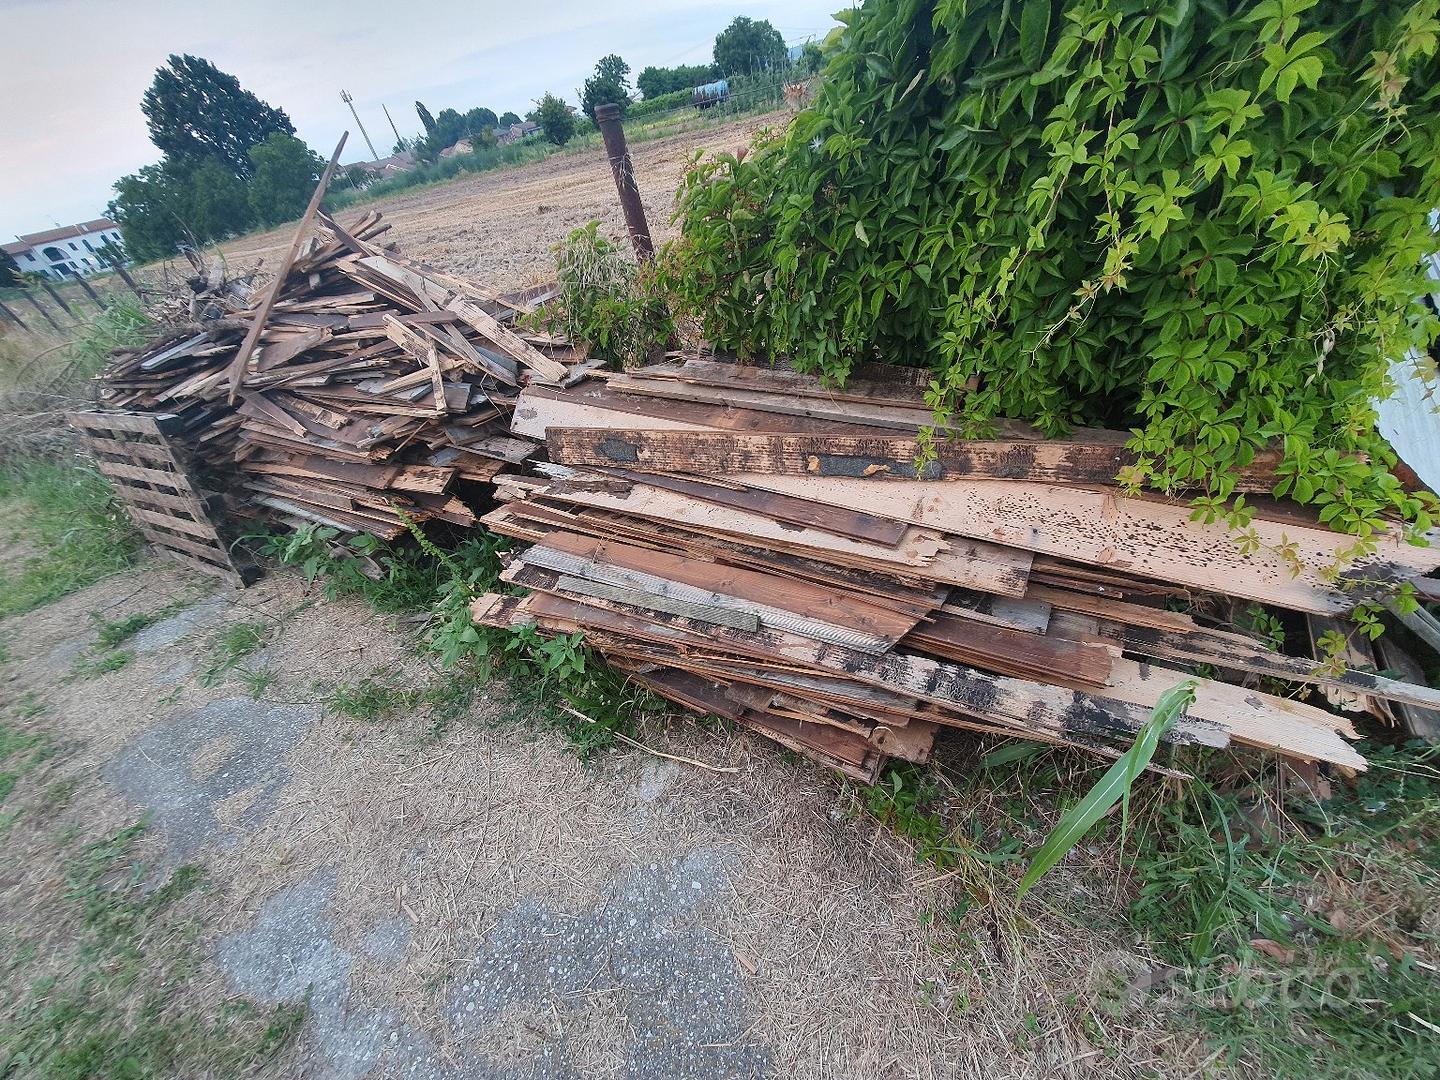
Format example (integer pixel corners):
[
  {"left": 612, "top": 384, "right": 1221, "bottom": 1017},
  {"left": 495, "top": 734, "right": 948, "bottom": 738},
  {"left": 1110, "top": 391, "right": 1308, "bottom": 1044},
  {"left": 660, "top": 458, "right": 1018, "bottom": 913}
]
[{"left": 3, "top": 218, "right": 127, "bottom": 281}]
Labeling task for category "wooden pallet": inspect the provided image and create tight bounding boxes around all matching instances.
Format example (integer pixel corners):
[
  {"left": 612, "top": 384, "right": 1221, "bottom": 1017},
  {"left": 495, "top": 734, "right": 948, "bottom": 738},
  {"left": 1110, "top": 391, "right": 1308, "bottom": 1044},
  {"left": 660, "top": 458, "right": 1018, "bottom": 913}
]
[{"left": 68, "top": 410, "right": 246, "bottom": 586}]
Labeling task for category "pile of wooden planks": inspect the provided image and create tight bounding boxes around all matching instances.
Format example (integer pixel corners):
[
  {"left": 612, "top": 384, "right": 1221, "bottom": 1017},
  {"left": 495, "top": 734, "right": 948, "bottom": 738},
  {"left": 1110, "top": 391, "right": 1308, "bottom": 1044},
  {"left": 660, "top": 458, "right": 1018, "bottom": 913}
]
[
  {"left": 475, "top": 357, "right": 1440, "bottom": 780},
  {"left": 98, "top": 211, "right": 587, "bottom": 539}
]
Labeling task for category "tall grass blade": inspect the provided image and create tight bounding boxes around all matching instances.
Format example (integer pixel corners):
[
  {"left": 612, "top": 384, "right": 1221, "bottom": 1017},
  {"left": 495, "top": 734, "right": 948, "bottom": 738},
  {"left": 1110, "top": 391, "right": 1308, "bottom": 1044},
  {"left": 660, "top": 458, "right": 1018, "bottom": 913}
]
[{"left": 1017, "top": 679, "right": 1198, "bottom": 897}]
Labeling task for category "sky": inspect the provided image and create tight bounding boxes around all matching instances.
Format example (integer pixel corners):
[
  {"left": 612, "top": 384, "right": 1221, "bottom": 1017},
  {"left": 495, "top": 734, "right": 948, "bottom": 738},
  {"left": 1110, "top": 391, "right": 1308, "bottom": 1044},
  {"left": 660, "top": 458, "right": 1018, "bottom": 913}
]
[{"left": 0, "top": 0, "right": 840, "bottom": 241}]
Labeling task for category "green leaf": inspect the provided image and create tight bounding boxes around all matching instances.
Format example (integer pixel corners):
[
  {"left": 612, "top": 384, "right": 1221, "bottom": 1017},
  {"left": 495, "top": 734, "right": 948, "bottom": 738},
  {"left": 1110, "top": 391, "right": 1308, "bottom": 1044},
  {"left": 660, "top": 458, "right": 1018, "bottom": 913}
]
[
  {"left": 1017, "top": 680, "right": 1198, "bottom": 897},
  {"left": 855, "top": 220, "right": 870, "bottom": 246},
  {"left": 1018, "top": 0, "right": 1052, "bottom": 68}
]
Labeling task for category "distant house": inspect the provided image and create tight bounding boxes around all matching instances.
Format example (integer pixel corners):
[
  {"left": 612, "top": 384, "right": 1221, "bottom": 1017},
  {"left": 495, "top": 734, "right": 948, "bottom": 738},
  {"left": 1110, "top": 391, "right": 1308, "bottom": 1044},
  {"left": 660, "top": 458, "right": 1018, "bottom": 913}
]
[
  {"left": 354, "top": 150, "right": 417, "bottom": 180},
  {"left": 3, "top": 218, "right": 127, "bottom": 281},
  {"left": 439, "top": 138, "right": 474, "bottom": 159},
  {"left": 497, "top": 121, "right": 539, "bottom": 146}
]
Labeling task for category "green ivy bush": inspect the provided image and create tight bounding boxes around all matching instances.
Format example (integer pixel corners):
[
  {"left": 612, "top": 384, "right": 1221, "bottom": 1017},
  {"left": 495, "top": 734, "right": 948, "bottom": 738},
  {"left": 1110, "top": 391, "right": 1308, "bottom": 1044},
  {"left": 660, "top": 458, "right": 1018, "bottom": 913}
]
[{"left": 667, "top": 0, "right": 1440, "bottom": 541}]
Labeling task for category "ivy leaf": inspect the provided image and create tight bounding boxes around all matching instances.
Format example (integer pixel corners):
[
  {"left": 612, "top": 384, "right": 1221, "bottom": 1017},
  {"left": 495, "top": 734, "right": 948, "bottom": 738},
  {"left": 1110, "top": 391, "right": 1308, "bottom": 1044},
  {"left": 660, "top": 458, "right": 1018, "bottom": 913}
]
[
  {"left": 1019, "top": 0, "right": 1052, "bottom": 68},
  {"left": 855, "top": 220, "right": 870, "bottom": 246}
]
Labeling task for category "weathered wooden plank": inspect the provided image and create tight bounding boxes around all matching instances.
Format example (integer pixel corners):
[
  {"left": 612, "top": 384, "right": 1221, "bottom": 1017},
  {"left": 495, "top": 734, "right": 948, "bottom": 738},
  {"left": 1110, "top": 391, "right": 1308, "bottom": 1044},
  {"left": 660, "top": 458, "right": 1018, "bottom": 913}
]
[
  {"left": 89, "top": 459, "right": 189, "bottom": 491},
  {"left": 595, "top": 467, "right": 911, "bottom": 546},
  {"left": 903, "top": 612, "right": 1115, "bottom": 687},
  {"left": 553, "top": 574, "right": 762, "bottom": 631},
  {"left": 1375, "top": 638, "right": 1440, "bottom": 742},
  {"left": 447, "top": 297, "right": 566, "bottom": 383},
  {"left": 474, "top": 591, "right": 1230, "bottom": 753},
  {"left": 547, "top": 428, "right": 1279, "bottom": 491},
  {"left": 731, "top": 475, "right": 1440, "bottom": 615}
]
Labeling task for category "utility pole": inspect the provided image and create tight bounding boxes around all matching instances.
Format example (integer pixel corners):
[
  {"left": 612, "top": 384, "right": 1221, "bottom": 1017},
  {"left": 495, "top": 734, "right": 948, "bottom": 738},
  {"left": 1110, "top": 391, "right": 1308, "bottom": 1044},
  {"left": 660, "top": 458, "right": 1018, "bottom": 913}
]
[
  {"left": 382, "top": 103, "right": 403, "bottom": 152},
  {"left": 341, "top": 90, "right": 379, "bottom": 160},
  {"left": 594, "top": 103, "right": 654, "bottom": 261}
]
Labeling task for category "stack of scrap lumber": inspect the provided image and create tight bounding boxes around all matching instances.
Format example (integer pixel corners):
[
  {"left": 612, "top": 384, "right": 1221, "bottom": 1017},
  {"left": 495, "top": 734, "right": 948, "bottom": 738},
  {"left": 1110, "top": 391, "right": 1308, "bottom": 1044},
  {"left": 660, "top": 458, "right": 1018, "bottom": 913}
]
[
  {"left": 98, "top": 211, "right": 585, "bottom": 538},
  {"left": 475, "top": 358, "right": 1440, "bottom": 781}
]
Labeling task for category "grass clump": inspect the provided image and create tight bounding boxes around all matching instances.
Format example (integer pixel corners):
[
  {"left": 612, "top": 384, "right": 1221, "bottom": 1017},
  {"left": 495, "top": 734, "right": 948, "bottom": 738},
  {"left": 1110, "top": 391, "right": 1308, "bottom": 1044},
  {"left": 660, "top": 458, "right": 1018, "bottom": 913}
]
[
  {"left": 0, "top": 820, "right": 304, "bottom": 1077},
  {"left": 68, "top": 649, "right": 135, "bottom": 681},
  {"left": 197, "top": 621, "right": 273, "bottom": 689},
  {"left": 0, "top": 458, "right": 141, "bottom": 618}
]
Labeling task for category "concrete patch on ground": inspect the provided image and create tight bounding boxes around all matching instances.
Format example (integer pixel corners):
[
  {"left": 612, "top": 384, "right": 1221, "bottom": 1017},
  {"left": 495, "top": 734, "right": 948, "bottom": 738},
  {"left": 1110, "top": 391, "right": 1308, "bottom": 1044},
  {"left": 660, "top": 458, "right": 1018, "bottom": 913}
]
[
  {"left": 448, "top": 846, "right": 768, "bottom": 1079},
  {"left": 102, "top": 696, "right": 317, "bottom": 864},
  {"left": 129, "top": 593, "right": 231, "bottom": 653},
  {"left": 218, "top": 869, "right": 454, "bottom": 1080},
  {"left": 217, "top": 849, "right": 767, "bottom": 1080}
]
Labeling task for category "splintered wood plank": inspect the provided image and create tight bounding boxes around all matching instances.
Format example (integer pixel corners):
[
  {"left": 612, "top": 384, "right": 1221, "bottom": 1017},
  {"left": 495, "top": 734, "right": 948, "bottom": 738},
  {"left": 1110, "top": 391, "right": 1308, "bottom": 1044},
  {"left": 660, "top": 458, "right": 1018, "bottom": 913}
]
[
  {"left": 510, "top": 384, "right": 901, "bottom": 441},
  {"left": 474, "top": 591, "right": 1230, "bottom": 753},
  {"left": 546, "top": 428, "right": 1280, "bottom": 491},
  {"left": 522, "top": 479, "right": 1032, "bottom": 594},
  {"left": 648, "top": 357, "right": 935, "bottom": 405},
  {"left": 509, "top": 546, "right": 915, "bottom": 652},
  {"left": 1086, "top": 657, "right": 1366, "bottom": 769},
  {"left": 447, "top": 297, "right": 566, "bottom": 383},
  {"left": 225, "top": 133, "right": 347, "bottom": 399},
  {"left": 606, "top": 374, "right": 943, "bottom": 431},
  {"left": 526, "top": 530, "right": 925, "bottom": 642},
  {"left": 902, "top": 613, "right": 1115, "bottom": 687},
  {"left": 1374, "top": 638, "right": 1440, "bottom": 742},
  {"left": 594, "top": 467, "right": 910, "bottom": 545},
  {"left": 732, "top": 475, "right": 1440, "bottom": 615}
]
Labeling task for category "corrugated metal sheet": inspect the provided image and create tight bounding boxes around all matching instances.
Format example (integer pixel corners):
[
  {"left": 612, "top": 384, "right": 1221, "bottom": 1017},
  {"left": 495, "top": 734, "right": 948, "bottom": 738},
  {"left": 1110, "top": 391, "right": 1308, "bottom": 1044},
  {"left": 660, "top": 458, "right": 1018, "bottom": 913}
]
[{"left": 1375, "top": 240, "right": 1440, "bottom": 493}]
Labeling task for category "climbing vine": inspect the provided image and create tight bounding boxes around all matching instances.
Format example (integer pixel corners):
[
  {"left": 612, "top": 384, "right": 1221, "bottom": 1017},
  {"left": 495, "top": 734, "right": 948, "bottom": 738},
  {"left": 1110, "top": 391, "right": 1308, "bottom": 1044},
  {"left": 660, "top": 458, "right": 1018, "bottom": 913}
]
[{"left": 666, "top": 0, "right": 1440, "bottom": 539}]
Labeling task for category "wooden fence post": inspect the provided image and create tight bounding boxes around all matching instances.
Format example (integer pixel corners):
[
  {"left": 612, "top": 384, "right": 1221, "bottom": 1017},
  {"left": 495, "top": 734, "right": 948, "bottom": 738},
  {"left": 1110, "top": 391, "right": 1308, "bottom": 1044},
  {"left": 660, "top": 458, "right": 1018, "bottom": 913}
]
[
  {"left": 0, "top": 298, "right": 29, "bottom": 332},
  {"left": 594, "top": 103, "right": 654, "bottom": 261},
  {"left": 73, "top": 273, "right": 106, "bottom": 312},
  {"left": 20, "top": 289, "right": 62, "bottom": 332},
  {"left": 41, "top": 281, "right": 76, "bottom": 321}
]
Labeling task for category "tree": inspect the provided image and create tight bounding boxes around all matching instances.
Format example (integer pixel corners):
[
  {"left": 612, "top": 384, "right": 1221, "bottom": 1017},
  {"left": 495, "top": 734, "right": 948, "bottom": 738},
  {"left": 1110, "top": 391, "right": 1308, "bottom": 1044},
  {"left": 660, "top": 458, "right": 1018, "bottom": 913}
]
[
  {"left": 713, "top": 16, "right": 787, "bottom": 76},
  {"left": 580, "top": 54, "right": 631, "bottom": 121},
  {"left": 464, "top": 107, "right": 498, "bottom": 135},
  {"left": 108, "top": 157, "right": 250, "bottom": 261},
  {"left": 498, "top": 111, "right": 521, "bottom": 127},
  {"left": 427, "top": 108, "right": 468, "bottom": 151},
  {"left": 0, "top": 250, "right": 21, "bottom": 289},
  {"left": 247, "top": 133, "right": 324, "bottom": 227},
  {"left": 535, "top": 93, "right": 575, "bottom": 146},
  {"left": 798, "top": 41, "right": 824, "bottom": 74},
  {"left": 637, "top": 63, "right": 716, "bottom": 98},
  {"left": 141, "top": 55, "right": 294, "bottom": 180},
  {"left": 415, "top": 101, "right": 437, "bottom": 135}
]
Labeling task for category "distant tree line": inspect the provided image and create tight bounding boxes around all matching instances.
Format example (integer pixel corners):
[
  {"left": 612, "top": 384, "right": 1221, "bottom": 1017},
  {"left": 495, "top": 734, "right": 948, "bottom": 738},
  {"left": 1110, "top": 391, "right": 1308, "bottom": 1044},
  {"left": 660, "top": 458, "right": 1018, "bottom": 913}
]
[
  {"left": 405, "top": 101, "right": 523, "bottom": 160},
  {"left": 531, "top": 15, "right": 820, "bottom": 148},
  {"left": 109, "top": 55, "right": 327, "bottom": 262}
]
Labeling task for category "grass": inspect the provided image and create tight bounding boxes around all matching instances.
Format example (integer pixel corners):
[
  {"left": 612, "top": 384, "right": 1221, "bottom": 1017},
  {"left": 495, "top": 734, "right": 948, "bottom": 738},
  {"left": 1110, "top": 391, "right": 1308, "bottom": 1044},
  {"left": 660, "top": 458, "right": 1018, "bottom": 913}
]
[
  {"left": 89, "top": 600, "right": 186, "bottom": 650},
  {"left": 0, "top": 821, "right": 305, "bottom": 1077},
  {"left": 68, "top": 649, "right": 135, "bottom": 681},
  {"left": 197, "top": 621, "right": 273, "bottom": 689},
  {"left": 857, "top": 740, "right": 1440, "bottom": 1079},
  {"left": 0, "top": 458, "right": 141, "bottom": 619}
]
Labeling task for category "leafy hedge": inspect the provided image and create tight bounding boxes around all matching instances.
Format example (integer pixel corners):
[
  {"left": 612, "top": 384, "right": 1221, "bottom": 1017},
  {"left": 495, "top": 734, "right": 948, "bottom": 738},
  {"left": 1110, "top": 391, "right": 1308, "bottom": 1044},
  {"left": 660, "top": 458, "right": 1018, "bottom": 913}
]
[
  {"left": 668, "top": 0, "right": 1440, "bottom": 540},
  {"left": 628, "top": 89, "right": 694, "bottom": 120}
]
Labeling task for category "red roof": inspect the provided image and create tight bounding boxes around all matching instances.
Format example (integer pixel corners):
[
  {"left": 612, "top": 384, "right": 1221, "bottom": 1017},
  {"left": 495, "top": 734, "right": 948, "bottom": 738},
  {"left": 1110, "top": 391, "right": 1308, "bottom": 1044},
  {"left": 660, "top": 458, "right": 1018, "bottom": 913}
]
[{"left": 4, "top": 218, "right": 119, "bottom": 255}]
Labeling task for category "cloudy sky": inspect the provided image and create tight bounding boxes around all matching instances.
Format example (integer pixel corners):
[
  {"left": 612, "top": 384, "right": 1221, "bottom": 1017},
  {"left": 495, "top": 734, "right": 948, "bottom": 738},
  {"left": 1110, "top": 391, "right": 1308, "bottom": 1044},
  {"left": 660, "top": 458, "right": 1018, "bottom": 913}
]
[{"left": 0, "top": 0, "right": 839, "bottom": 241}]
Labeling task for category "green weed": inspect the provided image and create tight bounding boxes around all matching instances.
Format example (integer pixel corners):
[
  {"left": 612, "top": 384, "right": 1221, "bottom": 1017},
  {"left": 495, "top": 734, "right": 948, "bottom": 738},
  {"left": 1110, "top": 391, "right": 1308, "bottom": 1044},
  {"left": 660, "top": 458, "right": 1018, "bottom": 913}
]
[
  {"left": 0, "top": 820, "right": 304, "bottom": 1076},
  {"left": 326, "top": 674, "right": 418, "bottom": 722},
  {"left": 89, "top": 599, "right": 186, "bottom": 650},
  {"left": 0, "top": 457, "right": 141, "bottom": 618},
  {"left": 235, "top": 665, "right": 277, "bottom": 701},
  {"left": 69, "top": 649, "right": 134, "bottom": 681},
  {"left": 198, "top": 621, "right": 273, "bottom": 688}
]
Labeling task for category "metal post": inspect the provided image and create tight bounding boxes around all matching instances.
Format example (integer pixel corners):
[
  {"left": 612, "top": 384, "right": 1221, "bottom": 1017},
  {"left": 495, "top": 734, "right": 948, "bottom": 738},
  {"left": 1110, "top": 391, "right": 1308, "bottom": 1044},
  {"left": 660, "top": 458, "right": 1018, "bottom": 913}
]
[
  {"left": 0, "top": 298, "right": 29, "bottom": 332},
  {"left": 41, "top": 280, "right": 76, "bottom": 321},
  {"left": 594, "top": 103, "right": 654, "bottom": 261},
  {"left": 20, "top": 289, "right": 62, "bottom": 332},
  {"left": 73, "top": 272, "right": 106, "bottom": 312},
  {"left": 342, "top": 90, "right": 379, "bottom": 160}
]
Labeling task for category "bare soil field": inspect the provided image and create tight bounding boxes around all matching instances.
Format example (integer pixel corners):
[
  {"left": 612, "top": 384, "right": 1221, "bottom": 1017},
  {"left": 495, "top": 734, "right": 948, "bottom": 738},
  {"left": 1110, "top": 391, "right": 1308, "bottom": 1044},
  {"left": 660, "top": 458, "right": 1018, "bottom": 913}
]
[{"left": 218, "top": 113, "right": 782, "bottom": 289}]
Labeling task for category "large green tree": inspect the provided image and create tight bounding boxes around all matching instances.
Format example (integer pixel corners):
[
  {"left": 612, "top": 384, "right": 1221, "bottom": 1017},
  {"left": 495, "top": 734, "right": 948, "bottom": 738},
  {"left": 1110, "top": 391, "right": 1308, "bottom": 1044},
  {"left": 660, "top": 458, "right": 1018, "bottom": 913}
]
[
  {"left": 141, "top": 55, "right": 293, "bottom": 180},
  {"left": 247, "top": 133, "right": 325, "bottom": 226},
  {"left": 0, "top": 250, "right": 21, "bottom": 288},
  {"left": 535, "top": 93, "right": 576, "bottom": 145},
  {"left": 108, "top": 157, "right": 252, "bottom": 261},
  {"left": 637, "top": 63, "right": 716, "bottom": 98},
  {"left": 499, "top": 111, "right": 522, "bottom": 127},
  {"left": 713, "top": 16, "right": 787, "bottom": 75},
  {"left": 580, "top": 54, "right": 632, "bottom": 120},
  {"left": 416, "top": 101, "right": 437, "bottom": 135}
]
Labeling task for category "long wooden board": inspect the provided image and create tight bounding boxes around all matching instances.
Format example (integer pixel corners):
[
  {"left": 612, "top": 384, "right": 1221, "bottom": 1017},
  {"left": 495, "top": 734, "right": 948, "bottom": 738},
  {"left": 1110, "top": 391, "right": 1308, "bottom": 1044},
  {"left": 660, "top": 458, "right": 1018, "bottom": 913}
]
[
  {"left": 546, "top": 428, "right": 1281, "bottom": 492},
  {"left": 727, "top": 475, "right": 1440, "bottom": 614}
]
